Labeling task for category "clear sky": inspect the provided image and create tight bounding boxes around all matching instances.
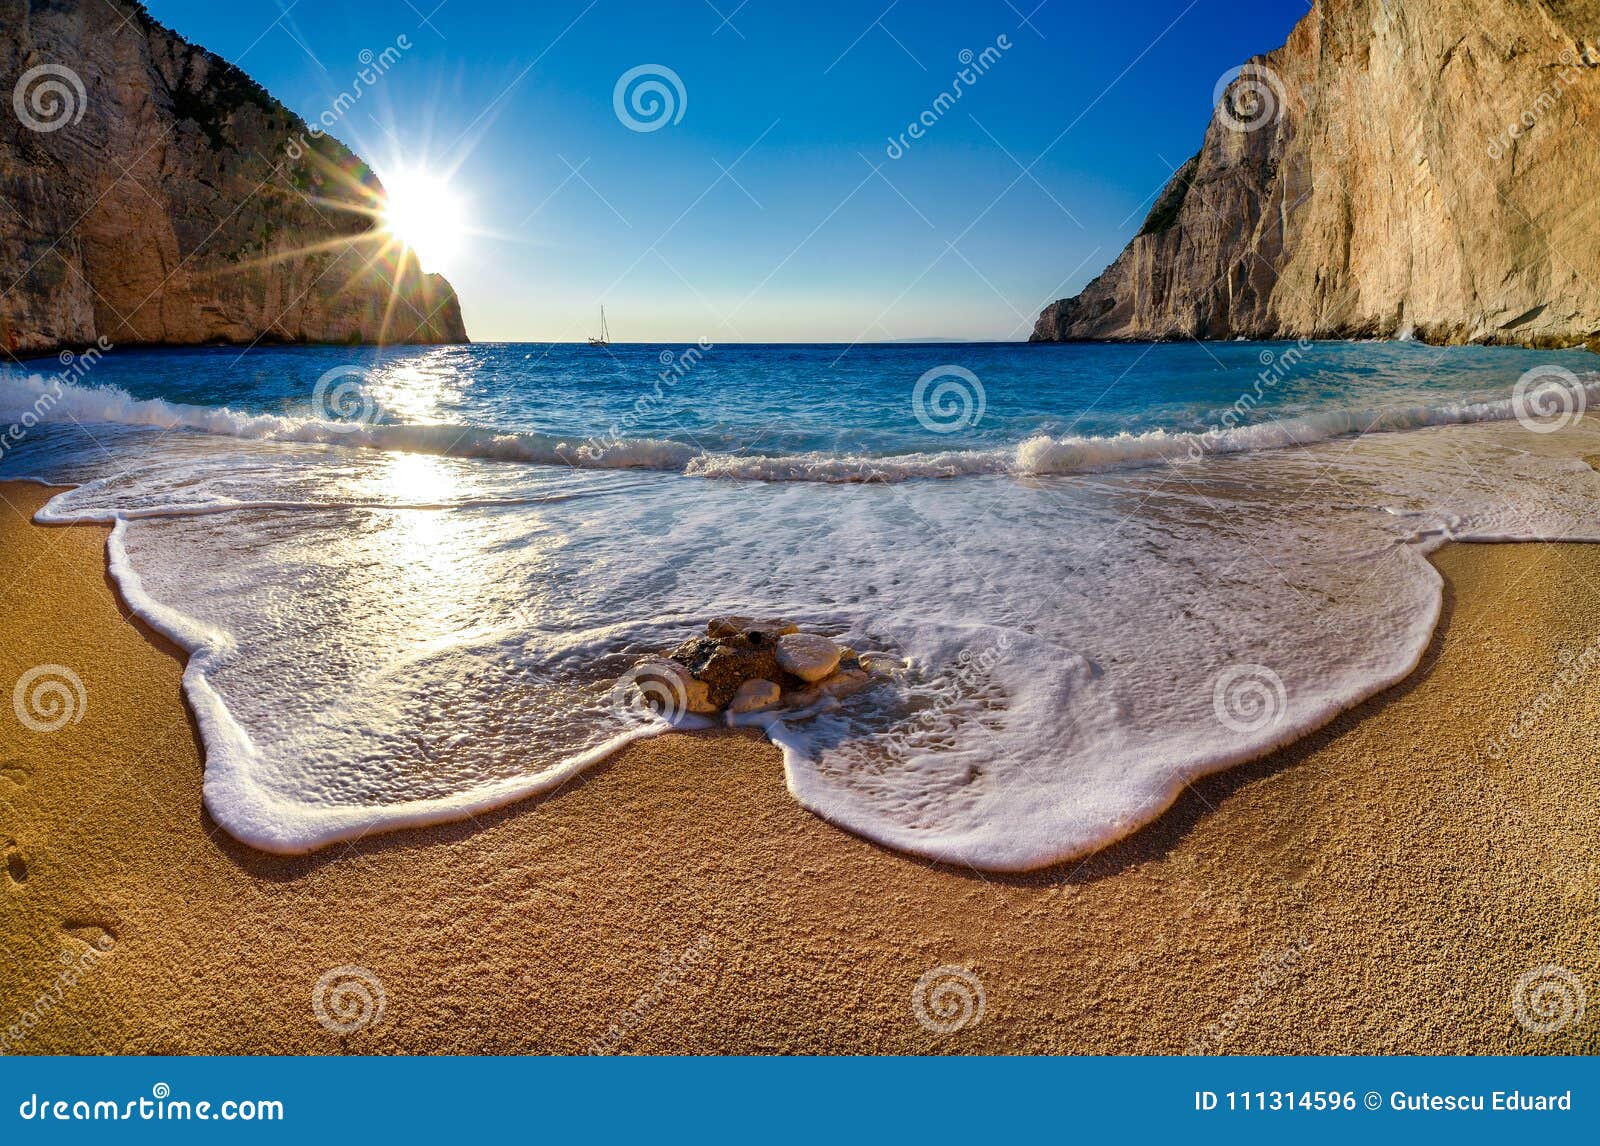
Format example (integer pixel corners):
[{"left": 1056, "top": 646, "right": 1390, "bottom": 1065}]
[{"left": 143, "top": 0, "right": 1308, "bottom": 343}]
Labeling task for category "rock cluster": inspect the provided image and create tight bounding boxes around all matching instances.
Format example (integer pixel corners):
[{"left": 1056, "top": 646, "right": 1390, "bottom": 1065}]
[{"left": 630, "top": 616, "right": 874, "bottom": 719}]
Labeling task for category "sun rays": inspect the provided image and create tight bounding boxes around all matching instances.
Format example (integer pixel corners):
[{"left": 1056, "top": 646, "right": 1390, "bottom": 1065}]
[
  {"left": 199, "top": 139, "right": 473, "bottom": 348},
  {"left": 378, "top": 166, "right": 468, "bottom": 274}
]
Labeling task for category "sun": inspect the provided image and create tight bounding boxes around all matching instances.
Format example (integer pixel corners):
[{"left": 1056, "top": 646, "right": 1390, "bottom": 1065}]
[{"left": 380, "top": 167, "right": 466, "bottom": 273}]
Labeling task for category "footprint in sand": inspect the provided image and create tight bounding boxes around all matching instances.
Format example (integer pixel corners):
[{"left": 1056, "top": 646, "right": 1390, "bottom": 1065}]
[
  {"left": 0, "top": 758, "right": 29, "bottom": 787},
  {"left": 61, "top": 918, "right": 118, "bottom": 951},
  {"left": 3, "top": 837, "right": 28, "bottom": 886},
  {"left": 61, "top": 915, "right": 119, "bottom": 953},
  {"left": 0, "top": 833, "right": 120, "bottom": 949}
]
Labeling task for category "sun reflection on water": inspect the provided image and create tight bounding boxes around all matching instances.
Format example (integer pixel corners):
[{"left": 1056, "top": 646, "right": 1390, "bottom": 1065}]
[
  {"left": 363, "top": 348, "right": 467, "bottom": 425},
  {"left": 381, "top": 451, "right": 459, "bottom": 505},
  {"left": 353, "top": 453, "right": 498, "bottom": 684}
]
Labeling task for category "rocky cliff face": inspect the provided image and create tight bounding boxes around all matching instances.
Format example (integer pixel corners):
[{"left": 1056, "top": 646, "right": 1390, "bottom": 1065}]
[
  {"left": 0, "top": 0, "right": 466, "bottom": 357},
  {"left": 1033, "top": 0, "right": 1600, "bottom": 347}
]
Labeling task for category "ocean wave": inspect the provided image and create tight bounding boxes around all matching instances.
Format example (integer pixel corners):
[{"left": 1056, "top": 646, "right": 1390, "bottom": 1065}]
[
  {"left": 17, "top": 359, "right": 1600, "bottom": 871},
  {"left": 4, "top": 370, "right": 1596, "bottom": 485}
]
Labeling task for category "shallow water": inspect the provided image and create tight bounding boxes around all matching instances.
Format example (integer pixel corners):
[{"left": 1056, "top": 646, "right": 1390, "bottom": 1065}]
[{"left": 3, "top": 340, "right": 1598, "bottom": 868}]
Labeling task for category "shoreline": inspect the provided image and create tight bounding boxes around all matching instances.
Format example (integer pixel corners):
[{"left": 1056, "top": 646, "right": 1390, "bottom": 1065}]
[
  {"left": 2, "top": 478, "right": 1597, "bottom": 1054},
  {"left": 7, "top": 337, "right": 1599, "bottom": 365}
]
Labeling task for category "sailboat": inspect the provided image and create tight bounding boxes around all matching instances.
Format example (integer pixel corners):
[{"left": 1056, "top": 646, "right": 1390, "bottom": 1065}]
[{"left": 587, "top": 306, "right": 610, "bottom": 347}]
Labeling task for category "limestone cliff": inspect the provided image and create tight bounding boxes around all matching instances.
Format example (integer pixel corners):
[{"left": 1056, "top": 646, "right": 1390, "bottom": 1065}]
[
  {"left": 0, "top": 0, "right": 467, "bottom": 357},
  {"left": 1032, "top": 0, "right": 1600, "bottom": 347}
]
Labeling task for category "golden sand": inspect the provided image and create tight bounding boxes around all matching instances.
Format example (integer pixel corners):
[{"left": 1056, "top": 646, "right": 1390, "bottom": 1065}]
[{"left": 1, "top": 479, "right": 1596, "bottom": 1054}]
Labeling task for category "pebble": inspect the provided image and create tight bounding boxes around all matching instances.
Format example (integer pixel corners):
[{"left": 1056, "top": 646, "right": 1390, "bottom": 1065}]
[
  {"left": 728, "top": 678, "right": 781, "bottom": 714},
  {"left": 633, "top": 658, "right": 717, "bottom": 715},
  {"left": 776, "top": 632, "right": 843, "bottom": 682}
]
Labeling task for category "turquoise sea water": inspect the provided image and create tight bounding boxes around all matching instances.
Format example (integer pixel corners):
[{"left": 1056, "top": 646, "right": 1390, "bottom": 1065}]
[
  {"left": 3, "top": 339, "right": 1599, "bottom": 868},
  {"left": 9, "top": 339, "right": 1597, "bottom": 465}
]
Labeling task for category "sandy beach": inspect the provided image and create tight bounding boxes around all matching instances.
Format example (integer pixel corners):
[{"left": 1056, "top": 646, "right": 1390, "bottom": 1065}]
[{"left": 1, "top": 476, "right": 1596, "bottom": 1055}]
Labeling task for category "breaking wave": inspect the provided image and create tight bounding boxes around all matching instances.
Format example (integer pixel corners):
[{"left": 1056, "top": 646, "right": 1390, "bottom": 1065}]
[{"left": 4, "top": 370, "right": 1597, "bottom": 484}]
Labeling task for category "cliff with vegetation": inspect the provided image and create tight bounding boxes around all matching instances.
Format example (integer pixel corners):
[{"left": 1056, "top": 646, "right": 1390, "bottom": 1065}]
[
  {"left": 1032, "top": 0, "right": 1600, "bottom": 347},
  {"left": 0, "top": 0, "right": 466, "bottom": 357}
]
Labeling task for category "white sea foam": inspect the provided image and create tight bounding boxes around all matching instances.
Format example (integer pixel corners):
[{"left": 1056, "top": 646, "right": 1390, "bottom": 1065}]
[
  {"left": 0, "top": 372, "right": 700, "bottom": 473},
  {"left": 6, "top": 371, "right": 1598, "bottom": 484},
  {"left": 15, "top": 368, "right": 1600, "bottom": 869}
]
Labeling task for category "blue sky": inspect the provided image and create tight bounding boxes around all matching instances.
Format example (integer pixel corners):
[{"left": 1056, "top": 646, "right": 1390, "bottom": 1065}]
[{"left": 144, "top": 0, "right": 1308, "bottom": 343}]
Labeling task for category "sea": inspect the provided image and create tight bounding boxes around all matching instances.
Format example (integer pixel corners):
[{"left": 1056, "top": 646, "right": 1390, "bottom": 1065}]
[{"left": 3, "top": 338, "right": 1598, "bottom": 870}]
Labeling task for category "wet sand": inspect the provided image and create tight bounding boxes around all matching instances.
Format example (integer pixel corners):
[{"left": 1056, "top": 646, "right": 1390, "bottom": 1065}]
[{"left": 1, "top": 478, "right": 1596, "bottom": 1054}]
